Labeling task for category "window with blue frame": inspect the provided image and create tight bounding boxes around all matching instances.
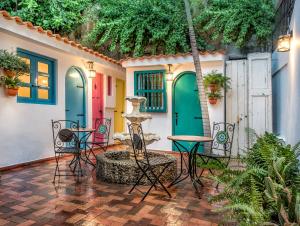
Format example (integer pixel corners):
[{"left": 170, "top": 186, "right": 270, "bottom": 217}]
[
  {"left": 134, "top": 70, "right": 167, "bottom": 112},
  {"left": 17, "top": 49, "right": 56, "bottom": 104}
]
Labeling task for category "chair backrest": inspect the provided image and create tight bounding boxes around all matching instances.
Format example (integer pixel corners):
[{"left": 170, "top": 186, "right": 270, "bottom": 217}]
[
  {"left": 93, "top": 118, "right": 111, "bottom": 143},
  {"left": 128, "top": 123, "right": 150, "bottom": 164},
  {"left": 211, "top": 122, "right": 235, "bottom": 157},
  {"left": 51, "top": 120, "right": 80, "bottom": 152}
]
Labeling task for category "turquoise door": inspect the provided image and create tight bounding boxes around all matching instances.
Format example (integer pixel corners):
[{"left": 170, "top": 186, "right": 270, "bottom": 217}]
[
  {"left": 65, "top": 67, "right": 86, "bottom": 127},
  {"left": 172, "top": 72, "right": 204, "bottom": 152}
]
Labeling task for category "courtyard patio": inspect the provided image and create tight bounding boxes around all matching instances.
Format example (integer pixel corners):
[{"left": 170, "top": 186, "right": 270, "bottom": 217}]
[{"left": 0, "top": 147, "right": 220, "bottom": 226}]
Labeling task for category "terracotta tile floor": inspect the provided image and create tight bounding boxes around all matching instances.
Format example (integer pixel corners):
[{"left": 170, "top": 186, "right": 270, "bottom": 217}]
[{"left": 0, "top": 147, "right": 222, "bottom": 226}]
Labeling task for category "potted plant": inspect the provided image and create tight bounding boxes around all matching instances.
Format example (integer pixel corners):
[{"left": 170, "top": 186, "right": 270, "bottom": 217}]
[
  {"left": 1, "top": 75, "right": 21, "bottom": 96},
  {"left": 207, "top": 91, "right": 222, "bottom": 105},
  {"left": 0, "top": 49, "right": 29, "bottom": 77},
  {"left": 203, "top": 70, "right": 231, "bottom": 92}
]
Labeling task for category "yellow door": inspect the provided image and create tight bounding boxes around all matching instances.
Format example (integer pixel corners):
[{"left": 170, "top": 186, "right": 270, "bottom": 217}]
[{"left": 114, "top": 79, "right": 125, "bottom": 133}]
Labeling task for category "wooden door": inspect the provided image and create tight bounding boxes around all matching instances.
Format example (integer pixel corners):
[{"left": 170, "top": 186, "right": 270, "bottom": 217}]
[
  {"left": 114, "top": 79, "right": 125, "bottom": 133},
  {"left": 173, "top": 72, "right": 204, "bottom": 151},
  {"left": 92, "top": 73, "right": 104, "bottom": 126},
  {"left": 65, "top": 67, "right": 86, "bottom": 127},
  {"left": 226, "top": 60, "right": 248, "bottom": 156},
  {"left": 248, "top": 53, "right": 272, "bottom": 142}
]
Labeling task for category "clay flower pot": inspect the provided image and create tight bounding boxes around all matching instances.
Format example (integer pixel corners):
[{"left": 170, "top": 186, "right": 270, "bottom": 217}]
[
  {"left": 208, "top": 97, "right": 218, "bottom": 105},
  {"left": 3, "top": 69, "right": 16, "bottom": 77},
  {"left": 209, "top": 84, "right": 219, "bottom": 92},
  {"left": 5, "top": 87, "right": 19, "bottom": 96}
]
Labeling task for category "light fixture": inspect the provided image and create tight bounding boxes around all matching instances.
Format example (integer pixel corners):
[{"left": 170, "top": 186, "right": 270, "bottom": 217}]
[
  {"left": 166, "top": 64, "right": 174, "bottom": 81},
  {"left": 87, "top": 61, "right": 96, "bottom": 78},
  {"left": 277, "top": 31, "right": 292, "bottom": 52}
]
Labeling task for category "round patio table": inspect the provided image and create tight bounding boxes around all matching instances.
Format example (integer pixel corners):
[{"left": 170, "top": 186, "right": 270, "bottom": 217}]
[
  {"left": 70, "top": 128, "right": 96, "bottom": 167},
  {"left": 167, "top": 135, "right": 213, "bottom": 197}
]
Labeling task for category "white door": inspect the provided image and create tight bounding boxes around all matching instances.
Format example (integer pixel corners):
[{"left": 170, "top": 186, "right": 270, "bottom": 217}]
[
  {"left": 226, "top": 60, "right": 248, "bottom": 156},
  {"left": 248, "top": 53, "right": 272, "bottom": 145},
  {"left": 226, "top": 53, "right": 272, "bottom": 155}
]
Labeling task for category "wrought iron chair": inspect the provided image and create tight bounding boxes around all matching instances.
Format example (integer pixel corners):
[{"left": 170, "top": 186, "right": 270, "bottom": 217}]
[
  {"left": 86, "top": 118, "right": 111, "bottom": 159},
  {"left": 128, "top": 123, "right": 173, "bottom": 201},
  {"left": 197, "top": 122, "right": 235, "bottom": 180},
  {"left": 51, "top": 120, "right": 83, "bottom": 182}
]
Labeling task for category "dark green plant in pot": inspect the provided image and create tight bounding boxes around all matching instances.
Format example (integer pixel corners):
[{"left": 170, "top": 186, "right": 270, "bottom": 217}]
[
  {"left": 207, "top": 91, "right": 222, "bottom": 105},
  {"left": 210, "top": 133, "right": 300, "bottom": 225},
  {"left": 1, "top": 76, "right": 21, "bottom": 89},
  {"left": 0, "top": 49, "right": 29, "bottom": 76},
  {"left": 203, "top": 70, "right": 231, "bottom": 92}
]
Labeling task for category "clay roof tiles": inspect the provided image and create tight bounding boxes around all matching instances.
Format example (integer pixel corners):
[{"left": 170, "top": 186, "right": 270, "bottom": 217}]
[{"left": 0, "top": 10, "right": 120, "bottom": 65}]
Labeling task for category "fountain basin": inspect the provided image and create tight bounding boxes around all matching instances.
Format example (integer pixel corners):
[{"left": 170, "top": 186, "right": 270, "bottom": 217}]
[{"left": 96, "top": 150, "right": 177, "bottom": 185}]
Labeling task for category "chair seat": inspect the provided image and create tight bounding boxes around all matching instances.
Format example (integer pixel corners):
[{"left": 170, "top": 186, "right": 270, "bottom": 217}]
[
  {"left": 139, "top": 156, "right": 173, "bottom": 166},
  {"left": 56, "top": 147, "right": 81, "bottom": 154}
]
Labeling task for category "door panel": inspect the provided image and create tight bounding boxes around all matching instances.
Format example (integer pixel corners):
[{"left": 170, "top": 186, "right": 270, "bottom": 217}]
[
  {"left": 114, "top": 79, "right": 125, "bottom": 133},
  {"left": 92, "top": 73, "right": 104, "bottom": 141},
  {"left": 65, "top": 67, "right": 86, "bottom": 127},
  {"left": 173, "top": 72, "right": 204, "bottom": 152}
]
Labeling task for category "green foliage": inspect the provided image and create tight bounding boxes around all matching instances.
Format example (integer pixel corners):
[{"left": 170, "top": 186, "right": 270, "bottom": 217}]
[
  {"left": 85, "top": 0, "right": 192, "bottom": 57},
  {"left": 0, "top": 50, "right": 29, "bottom": 74},
  {"left": 195, "top": 0, "right": 275, "bottom": 48},
  {"left": 206, "top": 91, "right": 222, "bottom": 99},
  {"left": 211, "top": 133, "right": 300, "bottom": 225},
  {"left": 1, "top": 75, "right": 21, "bottom": 88},
  {"left": 203, "top": 70, "right": 231, "bottom": 90},
  {"left": 2, "top": 0, "right": 92, "bottom": 35}
]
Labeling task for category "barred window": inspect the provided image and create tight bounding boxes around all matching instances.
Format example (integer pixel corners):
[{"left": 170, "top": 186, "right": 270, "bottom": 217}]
[{"left": 134, "top": 70, "right": 167, "bottom": 112}]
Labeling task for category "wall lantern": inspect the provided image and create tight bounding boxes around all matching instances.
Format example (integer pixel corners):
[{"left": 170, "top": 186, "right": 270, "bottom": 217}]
[
  {"left": 87, "top": 61, "right": 96, "bottom": 78},
  {"left": 166, "top": 64, "right": 174, "bottom": 81},
  {"left": 277, "top": 32, "right": 292, "bottom": 52}
]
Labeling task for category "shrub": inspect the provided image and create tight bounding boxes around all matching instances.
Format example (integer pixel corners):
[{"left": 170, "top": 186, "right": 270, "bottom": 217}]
[{"left": 211, "top": 133, "right": 300, "bottom": 225}]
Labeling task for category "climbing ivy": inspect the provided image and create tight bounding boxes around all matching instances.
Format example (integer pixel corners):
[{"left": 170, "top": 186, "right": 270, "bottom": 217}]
[
  {"left": 1, "top": 0, "right": 93, "bottom": 35},
  {"left": 195, "top": 0, "right": 275, "bottom": 48},
  {"left": 84, "top": 0, "right": 194, "bottom": 58}
]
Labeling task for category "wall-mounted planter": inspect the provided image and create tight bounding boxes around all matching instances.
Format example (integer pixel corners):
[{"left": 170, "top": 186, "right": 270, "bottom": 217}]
[
  {"left": 4, "top": 69, "right": 16, "bottom": 77},
  {"left": 5, "top": 87, "right": 19, "bottom": 96},
  {"left": 208, "top": 97, "right": 218, "bottom": 105}
]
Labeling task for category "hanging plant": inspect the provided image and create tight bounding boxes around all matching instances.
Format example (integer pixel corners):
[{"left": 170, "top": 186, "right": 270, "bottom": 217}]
[
  {"left": 207, "top": 91, "right": 222, "bottom": 105},
  {"left": 0, "top": 49, "right": 29, "bottom": 77},
  {"left": 0, "top": 75, "right": 21, "bottom": 96},
  {"left": 203, "top": 70, "right": 231, "bottom": 92}
]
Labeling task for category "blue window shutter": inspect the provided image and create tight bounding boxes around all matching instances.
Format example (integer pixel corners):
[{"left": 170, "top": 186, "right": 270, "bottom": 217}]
[{"left": 134, "top": 70, "right": 167, "bottom": 112}]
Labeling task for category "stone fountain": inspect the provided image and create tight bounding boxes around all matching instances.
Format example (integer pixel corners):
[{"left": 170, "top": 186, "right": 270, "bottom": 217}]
[
  {"left": 95, "top": 96, "right": 177, "bottom": 185},
  {"left": 113, "top": 96, "right": 160, "bottom": 157}
]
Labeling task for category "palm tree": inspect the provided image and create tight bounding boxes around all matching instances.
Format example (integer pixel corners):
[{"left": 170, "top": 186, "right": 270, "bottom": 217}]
[{"left": 183, "top": 0, "right": 211, "bottom": 137}]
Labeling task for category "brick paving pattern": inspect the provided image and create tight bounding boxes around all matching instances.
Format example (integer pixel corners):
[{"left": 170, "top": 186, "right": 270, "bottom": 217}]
[{"left": 0, "top": 147, "right": 221, "bottom": 226}]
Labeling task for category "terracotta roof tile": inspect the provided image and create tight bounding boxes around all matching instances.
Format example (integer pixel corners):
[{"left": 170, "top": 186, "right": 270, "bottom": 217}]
[
  {"left": 120, "top": 50, "right": 225, "bottom": 63},
  {"left": 0, "top": 10, "right": 120, "bottom": 65}
]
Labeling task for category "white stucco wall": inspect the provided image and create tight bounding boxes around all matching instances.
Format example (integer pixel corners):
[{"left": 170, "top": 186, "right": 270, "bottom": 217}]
[
  {"left": 272, "top": 0, "right": 300, "bottom": 145},
  {"left": 0, "top": 30, "right": 125, "bottom": 167},
  {"left": 124, "top": 60, "right": 225, "bottom": 151}
]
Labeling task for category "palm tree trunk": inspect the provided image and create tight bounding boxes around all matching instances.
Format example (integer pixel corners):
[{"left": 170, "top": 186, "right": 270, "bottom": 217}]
[{"left": 183, "top": 0, "right": 211, "bottom": 138}]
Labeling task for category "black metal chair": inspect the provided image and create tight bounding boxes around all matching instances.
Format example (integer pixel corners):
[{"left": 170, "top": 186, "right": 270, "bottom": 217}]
[
  {"left": 128, "top": 123, "right": 173, "bottom": 201},
  {"left": 86, "top": 118, "right": 111, "bottom": 160},
  {"left": 197, "top": 122, "right": 235, "bottom": 180},
  {"left": 51, "top": 120, "right": 83, "bottom": 182}
]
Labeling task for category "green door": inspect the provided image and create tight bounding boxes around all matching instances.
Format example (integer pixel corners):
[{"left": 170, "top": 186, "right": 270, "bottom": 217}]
[{"left": 172, "top": 72, "right": 204, "bottom": 152}]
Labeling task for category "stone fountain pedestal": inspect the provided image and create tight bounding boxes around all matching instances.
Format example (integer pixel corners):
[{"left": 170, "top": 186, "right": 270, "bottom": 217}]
[
  {"left": 96, "top": 96, "right": 177, "bottom": 185},
  {"left": 96, "top": 151, "right": 177, "bottom": 185}
]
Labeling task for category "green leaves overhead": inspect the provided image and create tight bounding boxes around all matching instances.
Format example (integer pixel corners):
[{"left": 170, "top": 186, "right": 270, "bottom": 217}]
[
  {"left": 2, "top": 0, "right": 93, "bottom": 35},
  {"left": 85, "top": 0, "right": 191, "bottom": 57},
  {"left": 195, "top": 0, "right": 275, "bottom": 48}
]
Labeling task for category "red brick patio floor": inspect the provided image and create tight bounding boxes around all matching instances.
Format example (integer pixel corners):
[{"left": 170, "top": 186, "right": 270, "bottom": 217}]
[{"left": 0, "top": 147, "right": 222, "bottom": 226}]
